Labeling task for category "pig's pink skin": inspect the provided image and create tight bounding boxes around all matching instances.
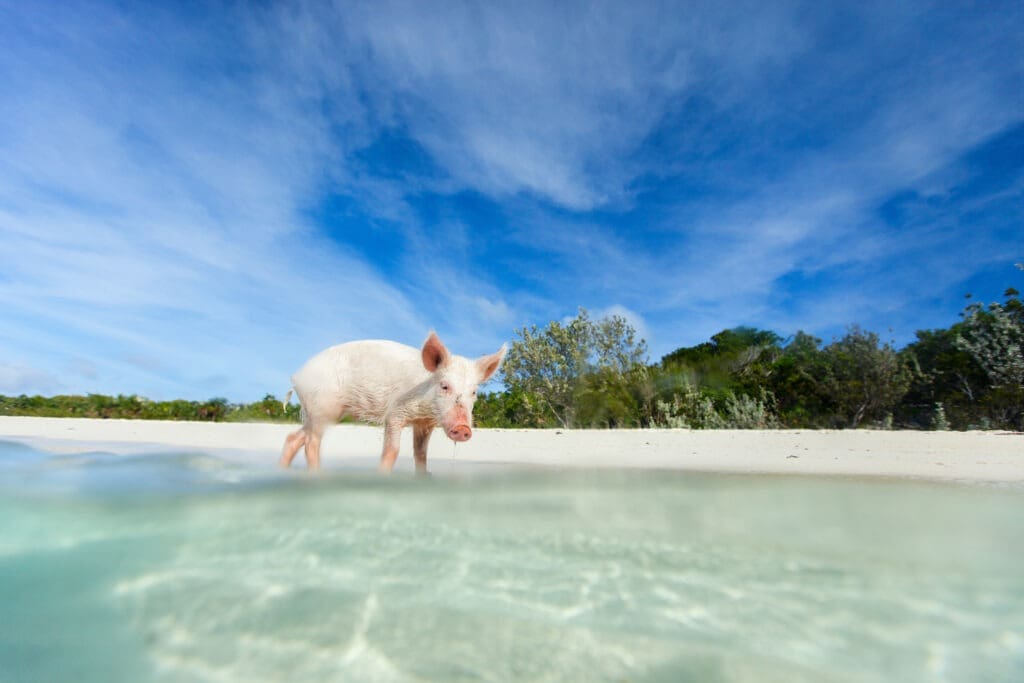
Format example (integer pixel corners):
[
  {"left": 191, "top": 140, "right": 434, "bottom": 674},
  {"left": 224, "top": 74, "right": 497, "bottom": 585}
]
[{"left": 280, "top": 332, "right": 506, "bottom": 473}]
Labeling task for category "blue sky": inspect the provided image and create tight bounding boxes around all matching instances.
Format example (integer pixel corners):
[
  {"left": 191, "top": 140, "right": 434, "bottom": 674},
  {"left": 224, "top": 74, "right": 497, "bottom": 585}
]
[{"left": 1, "top": 1, "right": 1021, "bottom": 401}]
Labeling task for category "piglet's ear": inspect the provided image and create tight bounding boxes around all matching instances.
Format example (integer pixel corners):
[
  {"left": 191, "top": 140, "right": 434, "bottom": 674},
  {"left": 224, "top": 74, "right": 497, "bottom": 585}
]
[
  {"left": 476, "top": 343, "right": 508, "bottom": 383},
  {"left": 421, "top": 331, "right": 451, "bottom": 372}
]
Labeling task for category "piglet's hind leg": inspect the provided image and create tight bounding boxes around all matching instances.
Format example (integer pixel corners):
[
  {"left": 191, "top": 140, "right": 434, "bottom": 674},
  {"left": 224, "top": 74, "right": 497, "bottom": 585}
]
[{"left": 280, "top": 429, "right": 307, "bottom": 468}]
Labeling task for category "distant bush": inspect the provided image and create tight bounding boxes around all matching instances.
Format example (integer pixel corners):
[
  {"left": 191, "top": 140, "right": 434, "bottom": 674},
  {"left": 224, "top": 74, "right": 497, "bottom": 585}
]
[
  {"left": 223, "top": 394, "right": 302, "bottom": 423},
  {"left": 653, "top": 386, "right": 722, "bottom": 429}
]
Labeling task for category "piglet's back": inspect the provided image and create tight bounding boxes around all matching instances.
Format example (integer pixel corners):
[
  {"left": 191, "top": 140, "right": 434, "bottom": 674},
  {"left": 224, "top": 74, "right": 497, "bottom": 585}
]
[{"left": 291, "top": 340, "right": 426, "bottom": 418}]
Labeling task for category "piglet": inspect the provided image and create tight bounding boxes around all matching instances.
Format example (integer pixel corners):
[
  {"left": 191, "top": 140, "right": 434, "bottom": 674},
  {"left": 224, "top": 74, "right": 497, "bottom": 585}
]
[{"left": 281, "top": 332, "right": 507, "bottom": 473}]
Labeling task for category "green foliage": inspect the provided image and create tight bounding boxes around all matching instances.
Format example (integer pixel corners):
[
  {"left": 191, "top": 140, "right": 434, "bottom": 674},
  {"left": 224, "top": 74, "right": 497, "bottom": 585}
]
[
  {"left": 650, "top": 380, "right": 778, "bottom": 429},
  {"left": 224, "top": 394, "right": 302, "bottom": 423},
  {"left": 767, "top": 332, "right": 835, "bottom": 426},
  {"left": 473, "top": 388, "right": 556, "bottom": 428},
  {"left": 574, "top": 366, "right": 647, "bottom": 428},
  {"left": 0, "top": 393, "right": 301, "bottom": 423},
  {"left": 657, "top": 327, "right": 784, "bottom": 428},
  {"left": 502, "top": 308, "right": 648, "bottom": 427},
  {"left": 662, "top": 327, "right": 782, "bottom": 395},
  {"left": 898, "top": 326, "right": 988, "bottom": 429},
  {"left": 820, "top": 326, "right": 912, "bottom": 428},
  {"left": 956, "top": 289, "right": 1024, "bottom": 390},
  {"left": 653, "top": 383, "right": 723, "bottom": 429},
  {"left": 719, "top": 390, "right": 780, "bottom": 429},
  {"left": 897, "top": 271, "right": 1023, "bottom": 430},
  {"left": 951, "top": 276, "right": 1024, "bottom": 429},
  {"left": 761, "top": 328, "right": 913, "bottom": 428}
]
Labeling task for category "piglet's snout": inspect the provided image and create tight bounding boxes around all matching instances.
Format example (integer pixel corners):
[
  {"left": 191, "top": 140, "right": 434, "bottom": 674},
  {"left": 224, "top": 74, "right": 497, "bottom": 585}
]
[
  {"left": 444, "top": 404, "right": 472, "bottom": 442},
  {"left": 447, "top": 424, "right": 472, "bottom": 442}
]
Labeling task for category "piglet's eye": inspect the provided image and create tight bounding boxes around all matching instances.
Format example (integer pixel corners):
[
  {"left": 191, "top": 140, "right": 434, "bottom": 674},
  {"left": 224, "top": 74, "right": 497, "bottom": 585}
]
[{"left": 440, "top": 382, "right": 450, "bottom": 392}]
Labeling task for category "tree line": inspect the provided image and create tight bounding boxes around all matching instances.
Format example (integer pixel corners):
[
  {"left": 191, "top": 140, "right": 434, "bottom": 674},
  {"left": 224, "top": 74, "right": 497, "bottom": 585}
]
[
  {"left": 0, "top": 393, "right": 301, "bottom": 423},
  {"left": 2, "top": 267, "right": 1021, "bottom": 430},
  {"left": 476, "top": 268, "right": 1023, "bottom": 431}
]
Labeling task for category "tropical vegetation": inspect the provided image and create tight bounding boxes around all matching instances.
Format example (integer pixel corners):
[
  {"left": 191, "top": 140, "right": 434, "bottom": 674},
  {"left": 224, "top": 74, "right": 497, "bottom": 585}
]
[{"left": 478, "top": 267, "right": 1023, "bottom": 431}]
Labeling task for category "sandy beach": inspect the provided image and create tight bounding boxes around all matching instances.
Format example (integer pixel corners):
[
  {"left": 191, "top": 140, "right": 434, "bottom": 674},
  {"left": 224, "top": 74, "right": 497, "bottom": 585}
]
[{"left": 1, "top": 415, "right": 1021, "bottom": 485}]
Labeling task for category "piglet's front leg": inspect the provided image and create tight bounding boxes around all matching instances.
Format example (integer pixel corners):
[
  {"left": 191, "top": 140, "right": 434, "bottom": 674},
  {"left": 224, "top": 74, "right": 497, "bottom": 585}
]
[
  {"left": 413, "top": 423, "right": 433, "bottom": 474},
  {"left": 378, "top": 418, "right": 403, "bottom": 473}
]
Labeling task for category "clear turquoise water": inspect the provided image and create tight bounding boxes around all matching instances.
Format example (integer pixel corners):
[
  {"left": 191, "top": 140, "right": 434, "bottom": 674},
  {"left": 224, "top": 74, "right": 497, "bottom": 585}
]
[{"left": 0, "top": 440, "right": 1022, "bottom": 682}]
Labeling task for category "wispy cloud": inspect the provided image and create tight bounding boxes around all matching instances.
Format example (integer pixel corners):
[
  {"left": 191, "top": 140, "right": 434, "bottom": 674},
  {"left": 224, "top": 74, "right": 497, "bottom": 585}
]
[{"left": 263, "top": 0, "right": 813, "bottom": 211}]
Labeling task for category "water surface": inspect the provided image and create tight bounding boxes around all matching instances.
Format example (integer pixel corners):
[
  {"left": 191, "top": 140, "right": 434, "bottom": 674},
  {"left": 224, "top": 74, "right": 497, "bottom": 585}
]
[{"left": 1, "top": 440, "right": 1021, "bottom": 682}]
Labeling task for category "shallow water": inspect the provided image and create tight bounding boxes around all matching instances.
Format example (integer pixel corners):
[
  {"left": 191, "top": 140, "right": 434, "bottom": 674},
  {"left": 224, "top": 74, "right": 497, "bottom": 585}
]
[{"left": 0, "top": 440, "right": 1022, "bottom": 682}]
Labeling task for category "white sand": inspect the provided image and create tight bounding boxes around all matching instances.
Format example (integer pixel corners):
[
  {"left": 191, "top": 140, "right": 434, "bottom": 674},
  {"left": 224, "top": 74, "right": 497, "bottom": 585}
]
[{"left": 1, "top": 416, "right": 1022, "bottom": 484}]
